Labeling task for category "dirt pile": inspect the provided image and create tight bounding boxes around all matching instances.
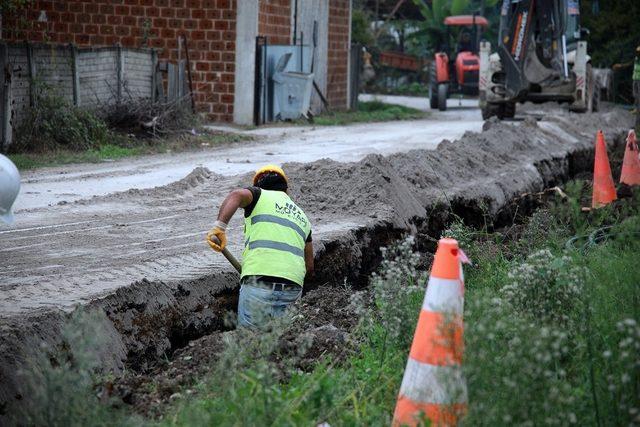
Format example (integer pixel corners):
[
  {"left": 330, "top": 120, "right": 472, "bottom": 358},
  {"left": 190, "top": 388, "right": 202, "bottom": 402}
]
[
  {"left": 289, "top": 108, "right": 630, "bottom": 232},
  {"left": 108, "top": 285, "right": 361, "bottom": 417}
]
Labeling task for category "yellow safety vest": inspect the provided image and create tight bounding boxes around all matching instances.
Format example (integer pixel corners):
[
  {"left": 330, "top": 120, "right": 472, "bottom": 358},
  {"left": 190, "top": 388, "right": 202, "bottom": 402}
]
[{"left": 241, "top": 190, "right": 311, "bottom": 286}]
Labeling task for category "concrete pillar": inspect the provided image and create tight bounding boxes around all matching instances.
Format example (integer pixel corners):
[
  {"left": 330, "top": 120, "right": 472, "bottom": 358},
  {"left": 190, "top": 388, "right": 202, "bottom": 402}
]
[
  {"left": 296, "top": 0, "right": 329, "bottom": 114},
  {"left": 346, "top": 0, "right": 353, "bottom": 109},
  {"left": 233, "top": 0, "right": 259, "bottom": 125}
]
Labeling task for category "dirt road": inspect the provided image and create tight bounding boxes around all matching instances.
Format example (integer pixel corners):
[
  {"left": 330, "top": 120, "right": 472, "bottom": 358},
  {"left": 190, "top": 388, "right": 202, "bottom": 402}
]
[
  {"left": 14, "top": 95, "right": 481, "bottom": 211},
  {"left": 2, "top": 95, "right": 483, "bottom": 315}
]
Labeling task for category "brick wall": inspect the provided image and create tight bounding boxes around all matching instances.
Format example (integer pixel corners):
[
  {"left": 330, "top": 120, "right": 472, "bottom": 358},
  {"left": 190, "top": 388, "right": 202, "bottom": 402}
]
[
  {"left": 2, "top": 0, "right": 237, "bottom": 122},
  {"left": 327, "top": 0, "right": 350, "bottom": 109},
  {"left": 258, "top": 0, "right": 291, "bottom": 45}
]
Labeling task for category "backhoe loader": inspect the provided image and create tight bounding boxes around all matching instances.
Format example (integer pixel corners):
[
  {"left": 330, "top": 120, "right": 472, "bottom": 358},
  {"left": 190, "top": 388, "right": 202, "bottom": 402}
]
[{"left": 479, "top": 0, "right": 598, "bottom": 119}]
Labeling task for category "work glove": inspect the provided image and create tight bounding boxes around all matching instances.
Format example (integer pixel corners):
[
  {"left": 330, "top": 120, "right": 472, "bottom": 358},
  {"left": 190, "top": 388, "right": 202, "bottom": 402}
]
[{"left": 206, "top": 220, "right": 227, "bottom": 252}]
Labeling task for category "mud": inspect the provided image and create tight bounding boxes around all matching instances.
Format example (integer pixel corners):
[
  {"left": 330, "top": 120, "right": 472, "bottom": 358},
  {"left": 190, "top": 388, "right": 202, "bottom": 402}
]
[
  {"left": 108, "top": 285, "right": 361, "bottom": 418},
  {"left": 0, "top": 102, "right": 633, "bottom": 418}
]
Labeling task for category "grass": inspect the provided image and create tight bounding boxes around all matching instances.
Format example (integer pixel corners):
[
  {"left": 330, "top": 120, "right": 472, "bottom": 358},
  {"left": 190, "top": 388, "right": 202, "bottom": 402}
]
[
  {"left": 9, "top": 144, "right": 143, "bottom": 170},
  {"left": 9, "top": 183, "right": 640, "bottom": 427},
  {"left": 163, "top": 185, "right": 640, "bottom": 426},
  {"left": 311, "top": 100, "right": 425, "bottom": 126},
  {"left": 8, "top": 132, "right": 251, "bottom": 170}
]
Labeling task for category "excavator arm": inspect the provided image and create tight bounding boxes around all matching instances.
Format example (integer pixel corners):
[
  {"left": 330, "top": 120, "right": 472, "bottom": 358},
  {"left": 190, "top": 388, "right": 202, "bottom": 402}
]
[
  {"left": 497, "top": 0, "right": 568, "bottom": 99},
  {"left": 480, "top": 0, "right": 594, "bottom": 119}
]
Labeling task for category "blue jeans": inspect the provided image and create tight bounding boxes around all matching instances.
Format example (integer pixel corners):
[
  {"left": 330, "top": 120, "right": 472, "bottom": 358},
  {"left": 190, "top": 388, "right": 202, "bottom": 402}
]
[{"left": 237, "top": 280, "right": 302, "bottom": 328}]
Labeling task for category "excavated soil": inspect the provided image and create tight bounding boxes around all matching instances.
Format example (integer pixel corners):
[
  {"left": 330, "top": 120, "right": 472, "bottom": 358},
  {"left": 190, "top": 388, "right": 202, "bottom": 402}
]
[
  {"left": 0, "top": 103, "right": 634, "bottom": 420},
  {"left": 107, "top": 285, "right": 362, "bottom": 418}
]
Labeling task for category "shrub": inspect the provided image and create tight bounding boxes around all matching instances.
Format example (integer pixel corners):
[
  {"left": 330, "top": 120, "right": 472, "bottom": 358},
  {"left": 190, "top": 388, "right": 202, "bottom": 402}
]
[
  {"left": 500, "top": 249, "right": 584, "bottom": 327},
  {"left": 10, "top": 310, "right": 139, "bottom": 427},
  {"left": 465, "top": 295, "right": 579, "bottom": 425},
  {"left": 365, "top": 236, "right": 427, "bottom": 346},
  {"left": 441, "top": 218, "right": 475, "bottom": 252},
  {"left": 14, "top": 83, "right": 111, "bottom": 152},
  {"left": 600, "top": 318, "right": 640, "bottom": 425},
  {"left": 517, "top": 209, "right": 568, "bottom": 252}
]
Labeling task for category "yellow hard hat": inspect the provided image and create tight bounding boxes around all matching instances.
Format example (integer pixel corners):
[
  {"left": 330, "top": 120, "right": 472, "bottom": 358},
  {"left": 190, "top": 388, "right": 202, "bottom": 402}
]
[{"left": 253, "top": 164, "right": 288, "bottom": 185}]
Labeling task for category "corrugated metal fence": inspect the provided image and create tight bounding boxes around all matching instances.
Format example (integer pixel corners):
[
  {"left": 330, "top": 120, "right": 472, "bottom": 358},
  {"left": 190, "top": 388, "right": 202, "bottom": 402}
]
[{"left": 0, "top": 42, "right": 160, "bottom": 151}]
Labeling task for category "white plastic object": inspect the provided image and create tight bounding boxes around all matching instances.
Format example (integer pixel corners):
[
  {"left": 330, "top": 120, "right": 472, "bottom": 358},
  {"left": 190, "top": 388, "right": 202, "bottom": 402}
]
[{"left": 0, "top": 154, "right": 20, "bottom": 225}]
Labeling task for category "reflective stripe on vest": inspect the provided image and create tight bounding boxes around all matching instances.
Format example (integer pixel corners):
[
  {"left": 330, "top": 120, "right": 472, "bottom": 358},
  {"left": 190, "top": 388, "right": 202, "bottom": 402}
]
[
  {"left": 241, "top": 189, "right": 311, "bottom": 286},
  {"left": 252, "top": 214, "right": 307, "bottom": 239},
  {"left": 247, "top": 240, "right": 304, "bottom": 257},
  {"left": 634, "top": 59, "right": 640, "bottom": 81}
]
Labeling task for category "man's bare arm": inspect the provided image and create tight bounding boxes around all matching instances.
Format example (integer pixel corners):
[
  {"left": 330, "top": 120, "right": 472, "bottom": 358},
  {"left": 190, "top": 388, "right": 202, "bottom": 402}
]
[
  {"left": 304, "top": 242, "right": 314, "bottom": 278},
  {"left": 216, "top": 189, "right": 254, "bottom": 223}
]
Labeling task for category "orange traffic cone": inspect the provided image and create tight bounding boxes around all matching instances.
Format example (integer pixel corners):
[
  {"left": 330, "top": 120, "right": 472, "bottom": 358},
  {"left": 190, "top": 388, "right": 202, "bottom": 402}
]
[
  {"left": 619, "top": 130, "right": 640, "bottom": 186},
  {"left": 592, "top": 130, "right": 617, "bottom": 208},
  {"left": 392, "top": 238, "right": 467, "bottom": 427}
]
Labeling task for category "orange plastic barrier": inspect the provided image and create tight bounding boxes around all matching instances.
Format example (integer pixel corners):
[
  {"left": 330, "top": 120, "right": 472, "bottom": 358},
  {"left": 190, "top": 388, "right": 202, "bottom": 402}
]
[
  {"left": 592, "top": 130, "right": 617, "bottom": 208},
  {"left": 392, "top": 238, "right": 467, "bottom": 427},
  {"left": 620, "top": 130, "right": 640, "bottom": 186}
]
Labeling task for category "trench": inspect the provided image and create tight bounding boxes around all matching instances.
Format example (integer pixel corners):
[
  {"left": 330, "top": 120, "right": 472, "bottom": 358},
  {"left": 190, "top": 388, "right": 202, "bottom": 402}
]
[
  {"left": 96, "top": 130, "right": 633, "bottom": 417},
  {"left": 119, "top": 131, "right": 627, "bottom": 375}
]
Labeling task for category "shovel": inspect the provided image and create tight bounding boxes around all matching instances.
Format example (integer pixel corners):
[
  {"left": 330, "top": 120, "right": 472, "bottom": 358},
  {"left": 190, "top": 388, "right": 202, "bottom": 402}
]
[{"left": 209, "top": 235, "right": 242, "bottom": 273}]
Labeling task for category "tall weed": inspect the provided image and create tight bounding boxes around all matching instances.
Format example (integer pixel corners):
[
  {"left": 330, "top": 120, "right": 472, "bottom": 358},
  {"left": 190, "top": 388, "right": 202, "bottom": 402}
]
[
  {"left": 14, "top": 82, "right": 111, "bottom": 152},
  {"left": 501, "top": 249, "right": 584, "bottom": 327},
  {"left": 10, "top": 310, "right": 140, "bottom": 427}
]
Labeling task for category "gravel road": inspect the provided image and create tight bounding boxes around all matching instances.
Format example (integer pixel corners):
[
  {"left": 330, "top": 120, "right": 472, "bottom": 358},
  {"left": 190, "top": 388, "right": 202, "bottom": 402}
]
[{"left": 1, "top": 95, "right": 483, "bottom": 316}]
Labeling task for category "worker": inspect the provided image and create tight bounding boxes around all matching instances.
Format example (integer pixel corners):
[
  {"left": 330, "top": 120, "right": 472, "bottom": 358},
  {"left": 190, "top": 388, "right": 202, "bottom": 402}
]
[
  {"left": 0, "top": 154, "right": 20, "bottom": 225},
  {"left": 635, "top": 46, "right": 640, "bottom": 128},
  {"left": 613, "top": 45, "right": 640, "bottom": 128},
  {"left": 457, "top": 31, "right": 473, "bottom": 53},
  {"left": 206, "top": 165, "right": 313, "bottom": 328}
]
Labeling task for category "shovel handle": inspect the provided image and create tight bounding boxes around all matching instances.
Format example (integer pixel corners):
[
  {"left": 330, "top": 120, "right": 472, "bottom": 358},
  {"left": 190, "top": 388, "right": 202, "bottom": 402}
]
[{"left": 210, "top": 235, "right": 242, "bottom": 273}]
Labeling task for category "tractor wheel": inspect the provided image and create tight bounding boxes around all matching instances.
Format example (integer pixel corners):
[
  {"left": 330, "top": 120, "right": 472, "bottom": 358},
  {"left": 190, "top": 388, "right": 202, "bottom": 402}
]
[
  {"left": 482, "top": 102, "right": 501, "bottom": 120},
  {"left": 437, "top": 83, "right": 448, "bottom": 111},
  {"left": 429, "top": 67, "right": 438, "bottom": 109},
  {"left": 503, "top": 102, "right": 516, "bottom": 119}
]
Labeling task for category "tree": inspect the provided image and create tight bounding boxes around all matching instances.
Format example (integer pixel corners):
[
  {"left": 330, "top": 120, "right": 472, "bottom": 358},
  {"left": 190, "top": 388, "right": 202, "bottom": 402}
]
[
  {"left": 0, "top": 0, "right": 30, "bottom": 14},
  {"left": 0, "top": 0, "right": 32, "bottom": 35},
  {"left": 408, "top": 0, "right": 500, "bottom": 55},
  {"left": 580, "top": 0, "right": 640, "bottom": 103},
  {"left": 352, "top": 6, "right": 375, "bottom": 47}
]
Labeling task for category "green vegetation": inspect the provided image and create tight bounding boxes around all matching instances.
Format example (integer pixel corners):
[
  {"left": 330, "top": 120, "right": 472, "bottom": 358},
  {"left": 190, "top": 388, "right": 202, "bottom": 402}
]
[
  {"left": 8, "top": 132, "right": 250, "bottom": 171},
  {"left": 580, "top": 0, "right": 640, "bottom": 103},
  {"left": 408, "top": 0, "right": 500, "bottom": 55},
  {"left": 0, "top": 0, "right": 31, "bottom": 15},
  {"left": 8, "top": 144, "right": 144, "bottom": 170},
  {"left": 350, "top": 6, "right": 374, "bottom": 47},
  {"left": 452, "top": 184, "right": 640, "bottom": 425},
  {"left": 11, "top": 311, "right": 143, "bottom": 426},
  {"left": 6, "top": 83, "right": 249, "bottom": 170},
  {"left": 370, "top": 82, "right": 430, "bottom": 97},
  {"left": 11, "top": 183, "right": 640, "bottom": 426},
  {"left": 312, "top": 100, "right": 425, "bottom": 126},
  {"left": 14, "top": 83, "right": 113, "bottom": 153}
]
